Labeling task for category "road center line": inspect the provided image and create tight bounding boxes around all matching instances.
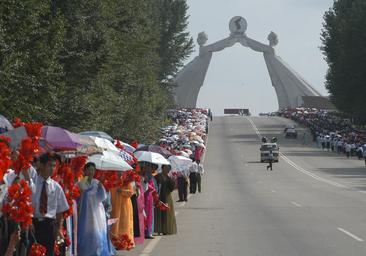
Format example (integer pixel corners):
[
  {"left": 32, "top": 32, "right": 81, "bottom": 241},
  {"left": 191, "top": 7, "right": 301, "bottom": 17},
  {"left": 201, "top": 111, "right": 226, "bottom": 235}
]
[
  {"left": 246, "top": 117, "right": 261, "bottom": 139},
  {"left": 291, "top": 201, "right": 302, "bottom": 207},
  {"left": 337, "top": 228, "right": 364, "bottom": 242},
  {"left": 280, "top": 152, "right": 346, "bottom": 188}
]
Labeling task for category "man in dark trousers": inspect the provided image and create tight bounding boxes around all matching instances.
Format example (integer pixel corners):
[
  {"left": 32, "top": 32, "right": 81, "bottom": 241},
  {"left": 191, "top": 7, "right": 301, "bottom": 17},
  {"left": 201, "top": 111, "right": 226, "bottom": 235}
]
[
  {"left": 266, "top": 150, "right": 274, "bottom": 171},
  {"left": 30, "top": 153, "right": 69, "bottom": 256},
  {"left": 177, "top": 168, "right": 189, "bottom": 202},
  {"left": 189, "top": 167, "right": 197, "bottom": 194},
  {"left": 196, "top": 160, "right": 204, "bottom": 193}
]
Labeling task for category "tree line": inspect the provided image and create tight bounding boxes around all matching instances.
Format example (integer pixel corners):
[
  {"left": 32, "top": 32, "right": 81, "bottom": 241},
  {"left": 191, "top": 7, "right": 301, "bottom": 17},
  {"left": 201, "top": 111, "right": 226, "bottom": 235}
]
[
  {"left": 321, "top": 0, "right": 366, "bottom": 125},
  {"left": 0, "top": 0, "right": 193, "bottom": 142}
]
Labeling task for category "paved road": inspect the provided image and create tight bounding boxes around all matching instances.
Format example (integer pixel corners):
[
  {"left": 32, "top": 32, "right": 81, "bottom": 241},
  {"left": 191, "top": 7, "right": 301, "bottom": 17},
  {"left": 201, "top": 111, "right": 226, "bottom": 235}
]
[{"left": 120, "top": 116, "right": 366, "bottom": 256}]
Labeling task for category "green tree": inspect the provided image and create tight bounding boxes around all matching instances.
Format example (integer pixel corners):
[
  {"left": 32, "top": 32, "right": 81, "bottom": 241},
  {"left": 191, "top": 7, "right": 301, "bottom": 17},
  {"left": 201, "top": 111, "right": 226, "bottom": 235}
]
[
  {"left": 321, "top": 0, "right": 366, "bottom": 124},
  {"left": 53, "top": 0, "right": 109, "bottom": 131},
  {"left": 156, "top": 0, "right": 194, "bottom": 85},
  {"left": 0, "top": 0, "right": 65, "bottom": 123},
  {"left": 0, "top": 0, "right": 193, "bottom": 141}
]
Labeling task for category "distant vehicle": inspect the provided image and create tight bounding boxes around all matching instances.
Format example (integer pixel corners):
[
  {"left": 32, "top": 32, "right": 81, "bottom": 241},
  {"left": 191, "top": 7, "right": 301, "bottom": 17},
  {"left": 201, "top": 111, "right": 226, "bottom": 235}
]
[
  {"left": 260, "top": 142, "right": 279, "bottom": 163},
  {"left": 284, "top": 125, "right": 297, "bottom": 139},
  {"left": 259, "top": 112, "right": 278, "bottom": 117},
  {"left": 259, "top": 112, "right": 270, "bottom": 116}
]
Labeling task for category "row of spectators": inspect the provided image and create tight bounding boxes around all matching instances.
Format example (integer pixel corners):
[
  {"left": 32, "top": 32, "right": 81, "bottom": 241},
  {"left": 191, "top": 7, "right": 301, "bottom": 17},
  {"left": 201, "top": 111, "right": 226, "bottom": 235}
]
[{"left": 279, "top": 108, "right": 366, "bottom": 164}]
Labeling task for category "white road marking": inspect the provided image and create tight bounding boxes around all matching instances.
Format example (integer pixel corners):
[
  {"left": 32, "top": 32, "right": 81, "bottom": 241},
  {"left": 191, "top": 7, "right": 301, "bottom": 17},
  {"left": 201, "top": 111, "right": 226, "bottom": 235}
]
[
  {"left": 291, "top": 201, "right": 302, "bottom": 207},
  {"left": 271, "top": 190, "right": 276, "bottom": 193},
  {"left": 139, "top": 236, "right": 162, "bottom": 255},
  {"left": 359, "top": 191, "right": 366, "bottom": 194},
  {"left": 337, "top": 228, "right": 364, "bottom": 242},
  {"left": 246, "top": 117, "right": 261, "bottom": 139},
  {"left": 280, "top": 153, "right": 346, "bottom": 188}
]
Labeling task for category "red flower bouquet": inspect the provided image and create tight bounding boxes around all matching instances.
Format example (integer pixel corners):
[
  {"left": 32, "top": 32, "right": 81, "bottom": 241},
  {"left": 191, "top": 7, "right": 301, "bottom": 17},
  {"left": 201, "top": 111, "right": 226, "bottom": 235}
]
[
  {"left": 29, "top": 243, "right": 47, "bottom": 256},
  {"left": 2, "top": 180, "right": 33, "bottom": 230},
  {"left": 152, "top": 190, "right": 170, "bottom": 211},
  {"left": 0, "top": 136, "right": 12, "bottom": 182},
  {"left": 111, "top": 234, "right": 134, "bottom": 250}
]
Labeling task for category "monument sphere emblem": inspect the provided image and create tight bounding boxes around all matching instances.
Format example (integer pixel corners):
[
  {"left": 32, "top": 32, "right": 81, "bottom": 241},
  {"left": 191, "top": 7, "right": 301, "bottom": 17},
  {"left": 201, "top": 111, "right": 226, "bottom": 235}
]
[{"left": 229, "top": 16, "right": 247, "bottom": 34}]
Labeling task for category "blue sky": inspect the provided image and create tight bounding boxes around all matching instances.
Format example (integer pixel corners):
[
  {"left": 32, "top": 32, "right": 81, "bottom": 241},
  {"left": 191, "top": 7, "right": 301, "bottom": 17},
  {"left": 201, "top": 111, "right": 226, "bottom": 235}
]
[{"left": 184, "top": 0, "right": 334, "bottom": 115}]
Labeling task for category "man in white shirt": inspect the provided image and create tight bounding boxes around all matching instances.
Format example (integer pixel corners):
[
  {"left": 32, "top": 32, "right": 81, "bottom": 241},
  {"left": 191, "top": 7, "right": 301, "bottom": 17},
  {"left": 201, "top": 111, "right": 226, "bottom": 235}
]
[
  {"left": 30, "top": 153, "right": 69, "bottom": 256},
  {"left": 3, "top": 150, "right": 37, "bottom": 192},
  {"left": 345, "top": 143, "right": 352, "bottom": 158}
]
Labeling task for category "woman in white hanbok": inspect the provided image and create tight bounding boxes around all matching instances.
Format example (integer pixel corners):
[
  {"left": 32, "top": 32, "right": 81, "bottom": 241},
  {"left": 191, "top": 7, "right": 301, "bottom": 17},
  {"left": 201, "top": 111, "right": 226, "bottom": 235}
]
[{"left": 77, "top": 162, "right": 110, "bottom": 256}]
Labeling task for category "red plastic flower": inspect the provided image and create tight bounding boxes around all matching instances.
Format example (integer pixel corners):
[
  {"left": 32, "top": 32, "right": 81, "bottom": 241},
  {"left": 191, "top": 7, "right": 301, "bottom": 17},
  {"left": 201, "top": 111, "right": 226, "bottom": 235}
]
[
  {"left": 29, "top": 243, "right": 47, "bottom": 256},
  {"left": 121, "top": 170, "right": 141, "bottom": 187},
  {"left": 53, "top": 158, "right": 86, "bottom": 218},
  {"left": 152, "top": 190, "right": 170, "bottom": 211},
  {"left": 0, "top": 136, "right": 12, "bottom": 182},
  {"left": 2, "top": 180, "right": 34, "bottom": 230},
  {"left": 111, "top": 234, "right": 134, "bottom": 250},
  {"left": 130, "top": 140, "right": 139, "bottom": 149}
]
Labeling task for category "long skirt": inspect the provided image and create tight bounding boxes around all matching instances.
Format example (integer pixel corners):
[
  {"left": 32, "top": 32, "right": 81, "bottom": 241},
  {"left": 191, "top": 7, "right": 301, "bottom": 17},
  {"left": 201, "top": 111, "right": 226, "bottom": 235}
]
[{"left": 154, "top": 193, "right": 177, "bottom": 235}]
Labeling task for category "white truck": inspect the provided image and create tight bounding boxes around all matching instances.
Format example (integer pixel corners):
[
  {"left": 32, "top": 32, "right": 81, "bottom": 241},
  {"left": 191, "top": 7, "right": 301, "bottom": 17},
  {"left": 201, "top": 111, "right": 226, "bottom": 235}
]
[{"left": 260, "top": 142, "right": 279, "bottom": 163}]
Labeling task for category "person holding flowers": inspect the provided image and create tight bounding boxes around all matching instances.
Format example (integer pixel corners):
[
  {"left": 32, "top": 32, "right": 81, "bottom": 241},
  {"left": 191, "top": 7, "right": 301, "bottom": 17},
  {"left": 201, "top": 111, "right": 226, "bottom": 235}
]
[
  {"left": 110, "top": 173, "right": 135, "bottom": 249},
  {"left": 154, "top": 164, "right": 177, "bottom": 235}
]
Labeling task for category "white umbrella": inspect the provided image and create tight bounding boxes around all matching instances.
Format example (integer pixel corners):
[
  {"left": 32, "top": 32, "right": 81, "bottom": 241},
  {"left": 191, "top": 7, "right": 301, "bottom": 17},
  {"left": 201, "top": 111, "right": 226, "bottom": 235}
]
[
  {"left": 169, "top": 155, "right": 193, "bottom": 172},
  {"left": 91, "top": 136, "right": 120, "bottom": 153},
  {"left": 198, "top": 143, "right": 206, "bottom": 149},
  {"left": 88, "top": 151, "right": 132, "bottom": 171},
  {"left": 179, "top": 151, "right": 190, "bottom": 158},
  {"left": 1, "top": 126, "right": 27, "bottom": 150},
  {"left": 136, "top": 151, "right": 170, "bottom": 165}
]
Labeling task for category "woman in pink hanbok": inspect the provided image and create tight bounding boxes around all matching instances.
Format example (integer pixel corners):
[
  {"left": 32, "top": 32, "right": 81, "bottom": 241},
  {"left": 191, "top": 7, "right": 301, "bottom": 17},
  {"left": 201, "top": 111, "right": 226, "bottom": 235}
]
[{"left": 133, "top": 180, "right": 145, "bottom": 245}]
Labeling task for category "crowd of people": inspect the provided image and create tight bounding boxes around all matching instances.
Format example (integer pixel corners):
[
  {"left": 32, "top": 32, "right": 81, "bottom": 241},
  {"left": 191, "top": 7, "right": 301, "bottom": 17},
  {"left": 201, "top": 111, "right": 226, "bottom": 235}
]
[
  {"left": 279, "top": 108, "right": 366, "bottom": 164},
  {"left": 0, "top": 108, "right": 210, "bottom": 256}
]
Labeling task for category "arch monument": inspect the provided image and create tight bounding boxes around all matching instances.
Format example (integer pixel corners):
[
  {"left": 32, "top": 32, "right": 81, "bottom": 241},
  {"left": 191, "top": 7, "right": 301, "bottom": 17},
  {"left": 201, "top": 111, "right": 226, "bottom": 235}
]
[{"left": 173, "top": 16, "right": 323, "bottom": 110}]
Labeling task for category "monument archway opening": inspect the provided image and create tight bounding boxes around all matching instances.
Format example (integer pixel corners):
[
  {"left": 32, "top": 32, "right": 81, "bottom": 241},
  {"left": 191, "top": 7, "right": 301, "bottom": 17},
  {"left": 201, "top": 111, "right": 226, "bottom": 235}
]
[
  {"left": 173, "top": 16, "right": 323, "bottom": 110},
  {"left": 196, "top": 43, "right": 277, "bottom": 115}
]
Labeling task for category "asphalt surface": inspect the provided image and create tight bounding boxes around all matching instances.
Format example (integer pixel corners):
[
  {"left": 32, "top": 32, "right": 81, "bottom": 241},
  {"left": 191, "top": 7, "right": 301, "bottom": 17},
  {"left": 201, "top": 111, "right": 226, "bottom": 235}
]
[{"left": 119, "top": 116, "right": 366, "bottom": 256}]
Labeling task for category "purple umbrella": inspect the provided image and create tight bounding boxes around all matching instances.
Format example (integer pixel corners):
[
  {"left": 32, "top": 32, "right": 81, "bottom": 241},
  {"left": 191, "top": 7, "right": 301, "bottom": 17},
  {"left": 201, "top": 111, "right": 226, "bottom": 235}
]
[
  {"left": 134, "top": 145, "right": 172, "bottom": 159},
  {"left": 42, "top": 126, "right": 83, "bottom": 151}
]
